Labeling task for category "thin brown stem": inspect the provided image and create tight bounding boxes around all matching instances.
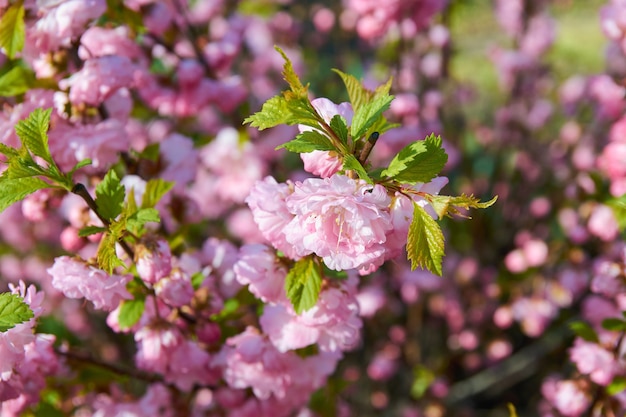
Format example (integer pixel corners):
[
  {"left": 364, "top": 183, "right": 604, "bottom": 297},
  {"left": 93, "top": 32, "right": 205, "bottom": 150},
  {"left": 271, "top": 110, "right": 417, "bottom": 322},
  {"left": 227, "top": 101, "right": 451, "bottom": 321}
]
[
  {"left": 56, "top": 348, "right": 163, "bottom": 383},
  {"left": 71, "top": 183, "right": 135, "bottom": 261}
]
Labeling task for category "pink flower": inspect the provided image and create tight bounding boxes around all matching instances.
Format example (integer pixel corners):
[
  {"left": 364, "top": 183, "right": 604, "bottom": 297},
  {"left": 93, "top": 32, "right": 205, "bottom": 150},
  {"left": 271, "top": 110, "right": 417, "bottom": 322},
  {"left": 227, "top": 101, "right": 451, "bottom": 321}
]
[
  {"left": 135, "top": 238, "right": 172, "bottom": 284},
  {"left": 234, "top": 244, "right": 288, "bottom": 304},
  {"left": 260, "top": 283, "right": 362, "bottom": 353},
  {"left": 569, "top": 338, "right": 618, "bottom": 386},
  {"left": 284, "top": 174, "right": 392, "bottom": 272},
  {"left": 298, "top": 98, "right": 353, "bottom": 178},
  {"left": 47, "top": 256, "right": 132, "bottom": 311},
  {"left": 587, "top": 204, "right": 619, "bottom": 241},
  {"left": 246, "top": 176, "right": 298, "bottom": 259},
  {"left": 552, "top": 380, "right": 591, "bottom": 417},
  {"left": 60, "top": 56, "right": 135, "bottom": 106}
]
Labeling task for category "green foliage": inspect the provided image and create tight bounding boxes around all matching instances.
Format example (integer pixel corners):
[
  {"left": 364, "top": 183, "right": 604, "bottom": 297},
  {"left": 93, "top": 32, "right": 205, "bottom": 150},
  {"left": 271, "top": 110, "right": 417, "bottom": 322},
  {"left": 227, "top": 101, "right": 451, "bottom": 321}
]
[
  {"left": 407, "top": 202, "right": 445, "bottom": 275},
  {"left": 0, "top": 177, "right": 49, "bottom": 213},
  {"left": 382, "top": 134, "right": 448, "bottom": 184},
  {"left": 0, "top": 292, "right": 34, "bottom": 332},
  {"left": 430, "top": 194, "right": 498, "bottom": 219},
  {"left": 0, "top": 2, "right": 25, "bottom": 59},
  {"left": 141, "top": 179, "right": 174, "bottom": 208},
  {"left": 95, "top": 170, "right": 125, "bottom": 222},
  {"left": 411, "top": 365, "right": 435, "bottom": 399},
  {"left": 342, "top": 154, "right": 372, "bottom": 184},
  {"left": 350, "top": 93, "right": 394, "bottom": 141},
  {"left": 569, "top": 320, "right": 599, "bottom": 343},
  {"left": 601, "top": 317, "right": 626, "bottom": 332},
  {"left": 277, "top": 131, "right": 336, "bottom": 153},
  {"left": 77, "top": 225, "right": 107, "bottom": 238},
  {"left": 97, "top": 223, "right": 126, "bottom": 274},
  {"left": 0, "top": 65, "right": 33, "bottom": 96},
  {"left": 285, "top": 256, "right": 323, "bottom": 314},
  {"left": 608, "top": 376, "right": 626, "bottom": 395},
  {"left": 275, "top": 46, "right": 308, "bottom": 98},
  {"left": 329, "top": 115, "right": 349, "bottom": 145},
  {"left": 244, "top": 95, "right": 318, "bottom": 130},
  {"left": 332, "top": 69, "right": 372, "bottom": 113},
  {"left": 117, "top": 298, "right": 145, "bottom": 330},
  {"left": 126, "top": 208, "right": 160, "bottom": 234},
  {"left": 15, "top": 108, "right": 54, "bottom": 165}
]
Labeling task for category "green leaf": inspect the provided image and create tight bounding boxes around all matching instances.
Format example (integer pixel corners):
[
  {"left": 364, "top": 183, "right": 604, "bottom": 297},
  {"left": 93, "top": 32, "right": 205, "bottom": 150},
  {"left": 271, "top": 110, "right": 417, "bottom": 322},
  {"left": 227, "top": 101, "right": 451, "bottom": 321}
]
[
  {"left": 285, "top": 256, "right": 322, "bottom": 314},
  {"left": 407, "top": 202, "right": 445, "bottom": 275},
  {"left": 275, "top": 46, "right": 307, "bottom": 98},
  {"left": 329, "top": 114, "right": 349, "bottom": 145},
  {"left": 97, "top": 231, "right": 126, "bottom": 274},
  {"left": 608, "top": 376, "right": 626, "bottom": 395},
  {"left": 117, "top": 298, "right": 145, "bottom": 330},
  {"left": 277, "top": 130, "right": 336, "bottom": 153},
  {"left": 0, "top": 292, "right": 34, "bottom": 332},
  {"left": 430, "top": 194, "right": 498, "bottom": 219},
  {"left": 127, "top": 208, "right": 160, "bottom": 234},
  {"left": 0, "top": 3, "right": 25, "bottom": 59},
  {"left": 569, "top": 320, "right": 599, "bottom": 343},
  {"left": 77, "top": 225, "right": 107, "bottom": 237},
  {"left": 602, "top": 317, "right": 626, "bottom": 332},
  {"left": 244, "top": 95, "right": 319, "bottom": 131},
  {"left": 0, "top": 176, "right": 49, "bottom": 213},
  {"left": 0, "top": 65, "right": 33, "bottom": 96},
  {"left": 191, "top": 272, "right": 205, "bottom": 290},
  {"left": 141, "top": 178, "right": 174, "bottom": 208},
  {"left": 332, "top": 69, "right": 372, "bottom": 113},
  {"left": 0, "top": 142, "right": 19, "bottom": 158},
  {"left": 410, "top": 365, "right": 435, "bottom": 399},
  {"left": 343, "top": 154, "right": 372, "bottom": 184},
  {"left": 351, "top": 93, "right": 394, "bottom": 140},
  {"left": 68, "top": 159, "right": 93, "bottom": 176},
  {"left": 14, "top": 108, "right": 53, "bottom": 165},
  {"left": 95, "top": 170, "right": 125, "bottom": 222},
  {"left": 382, "top": 134, "right": 448, "bottom": 184}
]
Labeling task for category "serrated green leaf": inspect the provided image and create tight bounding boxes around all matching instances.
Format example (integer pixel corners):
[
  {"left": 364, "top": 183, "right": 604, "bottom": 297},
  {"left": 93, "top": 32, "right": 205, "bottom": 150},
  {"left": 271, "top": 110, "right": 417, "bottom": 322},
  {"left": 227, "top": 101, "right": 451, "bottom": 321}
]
[
  {"left": 329, "top": 114, "right": 349, "bottom": 145},
  {"left": 244, "top": 95, "right": 319, "bottom": 131},
  {"left": 0, "top": 65, "right": 33, "bottom": 96},
  {"left": 382, "top": 134, "right": 448, "bottom": 184},
  {"left": 332, "top": 69, "right": 372, "bottom": 113},
  {"left": 342, "top": 154, "right": 372, "bottom": 184},
  {"left": 351, "top": 94, "right": 394, "bottom": 140},
  {"left": 78, "top": 225, "right": 107, "bottom": 237},
  {"left": 95, "top": 170, "right": 125, "bottom": 222},
  {"left": 15, "top": 108, "right": 53, "bottom": 165},
  {"left": 430, "top": 194, "right": 497, "bottom": 219},
  {"left": 277, "top": 130, "right": 337, "bottom": 153},
  {"left": 602, "top": 317, "right": 626, "bottom": 332},
  {"left": 286, "top": 257, "right": 322, "bottom": 314},
  {"left": 275, "top": 46, "right": 307, "bottom": 98},
  {"left": 608, "top": 376, "right": 626, "bottom": 395},
  {"left": 0, "top": 3, "right": 25, "bottom": 59},
  {"left": 97, "top": 231, "right": 126, "bottom": 274},
  {"left": 407, "top": 202, "right": 445, "bottom": 275},
  {"left": 142, "top": 179, "right": 174, "bottom": 208},
  {"left": 569, "top": 321, "right": 599, "bottom": 343},
  {"left": 0, "top": 142, "right": 19, "bottom": 158},
  {"left": 6, "top": 156, "right": 44, "bottom": 179},
  {"left": 127, "top": 208, "right": 160, "bottom": 234},
  {"left": 117, "top": 298, "right": 145, "bottom": 330},
  {"left": 0, "top": 292, "right": 34, "bottom": 332},
  {"left": 0, "top": 176, "right": 49, "bottom": 213}
]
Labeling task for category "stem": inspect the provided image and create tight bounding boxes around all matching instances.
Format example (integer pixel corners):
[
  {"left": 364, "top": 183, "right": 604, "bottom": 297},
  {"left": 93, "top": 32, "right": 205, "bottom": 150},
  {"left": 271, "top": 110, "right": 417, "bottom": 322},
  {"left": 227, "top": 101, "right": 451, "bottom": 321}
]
[
  {"left": 358, "top": 132, "right": 379, "bottom": 165},
  {"left": 171, "top": 0, "right": 216, "bottom": 79},
  {"left": 56, "top": 348, "right": 163, "bottom": 383},
  {"left": 71, "top": 183, "right": 135, "bottom": 261}
]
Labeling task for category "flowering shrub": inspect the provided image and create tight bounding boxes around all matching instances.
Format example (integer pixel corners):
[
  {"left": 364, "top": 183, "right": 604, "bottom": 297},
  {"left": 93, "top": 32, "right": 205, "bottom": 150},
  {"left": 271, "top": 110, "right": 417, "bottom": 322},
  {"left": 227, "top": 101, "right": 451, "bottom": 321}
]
[{"left": 0, "top": 0, "right": 626, "bottom": 416}]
